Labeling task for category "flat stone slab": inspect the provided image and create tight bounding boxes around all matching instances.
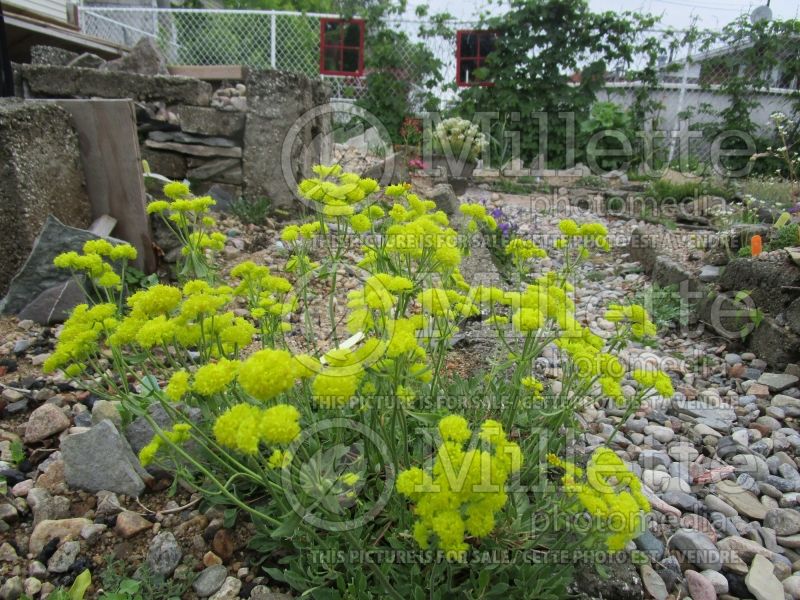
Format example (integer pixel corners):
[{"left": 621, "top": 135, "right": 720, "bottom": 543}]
[
  {"left": 1, "top": 215, "right": 124, "bottom": 316},
  {"left": 16, "top": 64, "right": 212, "bottom": 106},
  {"left": 145, "top": 139, "right": 242, "bottom": 158},
  {"left": 715, "top": 480, "right": 768, "bottom": 520},
  {"left": 758, "top": 372, "right": 799, "bottom": 392},
  {"left": 148, "top": 130, "right": 237, "bottom": 147}
]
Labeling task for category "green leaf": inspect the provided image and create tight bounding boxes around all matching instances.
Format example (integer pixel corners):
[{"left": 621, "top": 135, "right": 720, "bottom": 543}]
[
  {"left": 69, "top": 569, "right": 92, "bottom": 600},
  {"left": 774, "top": 212, "right": 791, "bottom": 228}
]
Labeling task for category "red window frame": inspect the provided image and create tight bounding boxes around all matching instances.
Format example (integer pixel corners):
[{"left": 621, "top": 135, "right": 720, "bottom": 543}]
[
  {"left": 456, "top": 30, "right": 497, "bottom": 87},
  {"left": 319, "top": 18, "right": 365, "bottom": 77}
]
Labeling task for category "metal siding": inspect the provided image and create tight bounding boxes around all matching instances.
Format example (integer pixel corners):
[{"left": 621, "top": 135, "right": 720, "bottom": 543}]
[{"left": 6, "top": 0, "right": 68, "bottom": 22}]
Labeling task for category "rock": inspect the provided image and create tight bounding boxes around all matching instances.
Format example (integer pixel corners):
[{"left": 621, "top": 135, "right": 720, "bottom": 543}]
[
  {"left": 176, "top": 106, "right": 245, "bottom": 138},
  {"left": 22, "top": 578, "right": 41, "bottom": 598},
  {"left": 699, "top": 265, "right": 721, "bottom": 282},
  {"left": 667, "top": 529, "right": 722, "bottom": 570},
  {"left": 0, "top": 541, "right": 17, "bottom": 562},
  {"left": 776, "top": 533, "right": 800, "bottom": 548},
  {"left": 17, "top": 280, "right": 87, "bottom": 325},
  {"left": 96, "top": 491, "right": 123, "bottom": 517},
  {"left": 17, "top": 64, "right": 212, "bottom": 106},
  {"left": 29, "top": 518, "right": 92, "bottom": 554},
  {"left": 634, "top": 530, "right": 665, "bottom": 560},
  {"left": 667, "top": 442, "right": 699, "bottom": 462},
  {"left": 640, "top": 564, "right": 667, "bottom": 600},
  {"left": 0, "top": 576, "right": 23, "bottom": 600},
  {"left": 680, "top": 514, "right": 718, "bottom": 542},
  {"left": 685, "top": 569, "right": 717, "bottom": 600},
  {"left": 0, "top": 503, "right": 17, "bottom": 523},
  {"left": 31, "top": 45, "right": 78, "bottom": 66},
  {"left": 193, "top": 564, "right": 228, "bottom": 597},
  {"left": 701, "top": 569, "right": 729, "bottom": 594},
  {"left": 102, "top": 38, "right": 168, "bottom": 76},
  {"left": 644, "top": 424, "right": 674, "bottom": 443},
  {"left": 46, "top": 540, "right": 79, "bottom": 573},
  {"left": 429, "top": 183, "right": 459, "bottom": 215},
  {"left": 212, "top": 529, "right": 235, "bottom": 561},
  {"left": 145, "top": 139, "right": 241, "bottom": 158},
  {"left": 764, "top": 508, "right": 800, "bottom": 536},
  {"left": 91, "top": 400, "right": 122, "bottom": 428},
  {"left": 61, "top": 420, "right": 150, "bottom": 497},
  {"left": 115, "top": 511, "right": 152, "bottom": 538},
  {"left": 24, "top": 404, "right": 70, "bottom": 443},
  {"left": 209, "top": 576, "right": 241, "bottom": 600},
  {"left": 746, "top": 553, "right": 784, "bottom": 600},
  {"left": 0, "top": 101, "right": 92, "bottom": 297},
  {"left": 146, "top": 531, "right": 182, "bottom": 577},
  {"left": 783, "top": 574, "right": 800, "bottom": 599},
  {"left": 125, "top": 403, "right": 173, "bottom": 454},
  {"left": 715, "top": 480, "right": 768, "bottom": 520},
  {"left": 1, "top": 215, "right": 123, "bottom": 316},
  {"left": 759, "top": 372, "right": 799, "bottom": 392},
  {"left": 717, "top": 535, "right": 779, "bottom": 563}
]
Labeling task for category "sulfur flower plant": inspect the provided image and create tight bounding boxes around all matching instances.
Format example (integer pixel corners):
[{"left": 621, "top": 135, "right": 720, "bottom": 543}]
[{"left": 46, "top": 173, "right": 671, "bottom": 598}]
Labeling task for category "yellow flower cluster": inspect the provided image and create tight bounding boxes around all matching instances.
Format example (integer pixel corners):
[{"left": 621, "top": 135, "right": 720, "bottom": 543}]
[
  {"left": 550, "top": 448, "right": 650, "bottom": 551},
  {"left": 396, "top": 417, "right": 522, "bottom": 560},
  {"left": 230, "top": 261, "right": 295, "bottom": 334},
  {"left": 139, "top": 423, "right": 192, "bottom": 466},
  {"left": 53, "top": 240, "right": 138, "bottom": 289},
  {"left": 459, "top": 203, "right": 498, "bottom": 232},
  {"left": 505, "top": 238, "right": 547, "bottom": 266},
  {"left": 238, "top": 349, "right": 315, "bottom": 401},
  {"left": 193, "top": 358, "right": 239, "bottom": 396},
  {"left": 297, "top": 165, "right": 379, "bottom": 216},
  {"left": 43, "top": 303, "right": 119, "bottom": 375},
  {"left": 632, "top": 369, "right": 675, "bottom": 398},
  {"left": 604, "top": 303, "right": 657, "bottom": 339},
  {"left": 556, "top": 219, "right": 611, "bottom": 251},
  {"left": 417, "top": 288, "right": 478, "bottom": 320},
  {"left": 213, "top": 403, "right": 300, "bottom": 455}
]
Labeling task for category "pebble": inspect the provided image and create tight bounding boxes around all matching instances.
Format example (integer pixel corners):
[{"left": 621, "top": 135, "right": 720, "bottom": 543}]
[
  {"left": 208, "top": 576, "right": 241, "bottom": 600},
  {"left": 667, "top": 529, "right": 722, "bottom": 570},
  {"left": 764, "top": 507, "right": 800, "bottom": 535},
  {"left": 685, "top": 569, "right": 717, "bottom": 600},
  {"left": 24, "top": 404, "right": 70, "bottom": 443},
  {"left": 46, "top": 540, "right": 80, "bottom": 573},
  {"left": 193, "top": 564, "right": 228, "bottom": 597},
  {"left": 640, "top": 564, "right": 668, "bottom": 600},
  {"left": 700, "top": 569, "right": 729, "bottom": 594},
  {"left": 114, "top": 511, "right": 152, "bottom": 538},
  {"left": 146, "top": 531, "right": 182, "bottom": 577},
  {"left": 745, "top": 553, "right": 784, "bottom": 600}
]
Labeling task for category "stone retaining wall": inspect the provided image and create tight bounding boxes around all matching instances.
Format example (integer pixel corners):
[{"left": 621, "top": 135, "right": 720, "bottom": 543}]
[{"left": 14, "top": 60, "right": 331, "bottom": 211}]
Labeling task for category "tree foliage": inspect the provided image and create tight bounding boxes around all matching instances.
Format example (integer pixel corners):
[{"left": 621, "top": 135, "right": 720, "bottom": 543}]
[{"left": 457, "top": 0, "right": 660, "bottom": 168}]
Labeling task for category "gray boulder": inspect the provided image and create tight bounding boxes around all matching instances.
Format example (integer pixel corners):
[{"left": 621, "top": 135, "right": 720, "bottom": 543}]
[
  {"left": 61, "top": 420, "right": 151, "bottom": 497},
  {"left": 102, "top": 38, "right": 168, "bottom": 76}
]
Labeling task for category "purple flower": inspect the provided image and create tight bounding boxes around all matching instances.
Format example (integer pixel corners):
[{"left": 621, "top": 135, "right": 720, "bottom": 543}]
[{"left": 789, "top": 204, "right": 800, "bottom": 214}]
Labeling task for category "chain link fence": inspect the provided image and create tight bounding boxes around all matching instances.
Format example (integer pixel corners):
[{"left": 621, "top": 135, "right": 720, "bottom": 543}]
[{"left": 77, "top": 7, "right": 463, "bottom": 102}]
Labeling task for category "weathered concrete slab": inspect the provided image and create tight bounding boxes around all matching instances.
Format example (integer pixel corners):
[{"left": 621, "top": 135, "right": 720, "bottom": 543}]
[
  {"left": 0, "top": 99, "right": 91, "bottom": 295},
  {"left": 243, "top": 69, "right": 332, "bottom": 212},
  {"left": 16, "top": 64, "right": 212, "bottom": 106}
]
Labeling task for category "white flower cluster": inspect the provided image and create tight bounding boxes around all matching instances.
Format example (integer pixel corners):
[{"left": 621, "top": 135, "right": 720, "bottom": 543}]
[{"left": 432, "top": 117, "right": 489, "bottom": 163}]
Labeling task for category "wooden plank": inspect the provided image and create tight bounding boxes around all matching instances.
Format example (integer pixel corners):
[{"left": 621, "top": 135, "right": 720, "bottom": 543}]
[
  {"left": 89, "top": 215, "right": 118, "bottom": 237},
  {"left": 50, "top": 99, "right": 156, "bottom": 273},
  {"left": 168, "top": 65, "right": 246, "bottom": 80}
]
